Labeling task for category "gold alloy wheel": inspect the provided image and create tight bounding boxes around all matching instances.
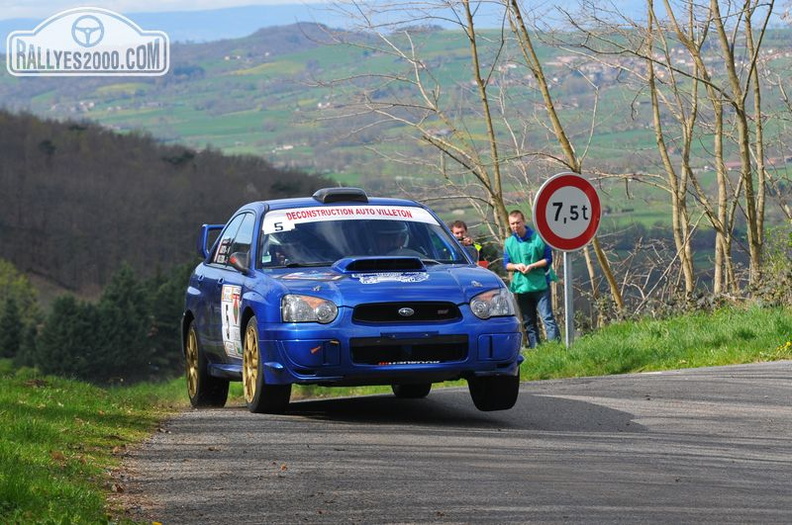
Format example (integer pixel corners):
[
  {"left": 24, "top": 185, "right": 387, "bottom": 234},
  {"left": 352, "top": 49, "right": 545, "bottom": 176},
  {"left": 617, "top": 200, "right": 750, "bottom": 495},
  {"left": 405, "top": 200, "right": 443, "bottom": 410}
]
[
  {"left": 242, "top": 323, "right": 259, "bottom": 404},
  {"left": 186, "top": 327, "right": 199, "bottom": 399}
]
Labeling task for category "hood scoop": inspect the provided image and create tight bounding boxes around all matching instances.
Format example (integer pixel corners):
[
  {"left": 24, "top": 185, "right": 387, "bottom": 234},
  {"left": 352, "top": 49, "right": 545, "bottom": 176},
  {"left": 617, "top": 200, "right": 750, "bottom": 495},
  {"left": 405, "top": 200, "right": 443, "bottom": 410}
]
[{"left": 333, "top": 257, "right": 425, "bottom": 273}]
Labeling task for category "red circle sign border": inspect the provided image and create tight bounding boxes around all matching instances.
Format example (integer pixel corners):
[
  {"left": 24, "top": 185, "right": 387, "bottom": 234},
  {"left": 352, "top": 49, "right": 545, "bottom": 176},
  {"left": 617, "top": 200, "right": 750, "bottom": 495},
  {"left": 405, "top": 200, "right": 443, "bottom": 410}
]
[{"left": 532, "top": 172, "right": 601, "bottom": 251}]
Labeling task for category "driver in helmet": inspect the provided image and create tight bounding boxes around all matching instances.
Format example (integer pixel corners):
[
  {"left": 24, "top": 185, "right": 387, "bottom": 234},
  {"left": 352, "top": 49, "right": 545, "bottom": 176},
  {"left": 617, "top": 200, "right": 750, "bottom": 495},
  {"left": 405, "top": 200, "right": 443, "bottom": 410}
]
[{"left": 373, "top": 221, "right": 410, "bottom": 255}]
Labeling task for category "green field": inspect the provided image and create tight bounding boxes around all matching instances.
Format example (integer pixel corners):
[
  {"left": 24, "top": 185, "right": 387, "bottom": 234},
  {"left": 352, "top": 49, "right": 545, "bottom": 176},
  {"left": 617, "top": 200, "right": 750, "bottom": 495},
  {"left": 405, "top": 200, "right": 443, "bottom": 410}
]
[{"left": 6, "top": 25, "right": 786, "bottom": 193}]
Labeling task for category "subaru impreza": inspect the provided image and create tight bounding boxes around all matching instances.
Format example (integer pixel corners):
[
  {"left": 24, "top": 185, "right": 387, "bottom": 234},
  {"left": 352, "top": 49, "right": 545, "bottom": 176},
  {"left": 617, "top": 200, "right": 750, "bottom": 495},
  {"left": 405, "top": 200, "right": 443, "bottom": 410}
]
[{"left": 183, "top": 187, "right": 522, "bottom": 413}]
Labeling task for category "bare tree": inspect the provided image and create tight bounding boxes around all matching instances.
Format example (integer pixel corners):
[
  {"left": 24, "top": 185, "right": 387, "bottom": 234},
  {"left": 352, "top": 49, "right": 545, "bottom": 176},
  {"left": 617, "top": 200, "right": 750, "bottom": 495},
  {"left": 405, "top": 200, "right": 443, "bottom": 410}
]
[
  {"left": 560, "top": 0, "right": 778, "bottom": 294},
  {"left": 322, "top": 0, "right": 625, "bottom": 313},
  {"left": 319, "top": 0, "right": 787, "bottom": 327}
]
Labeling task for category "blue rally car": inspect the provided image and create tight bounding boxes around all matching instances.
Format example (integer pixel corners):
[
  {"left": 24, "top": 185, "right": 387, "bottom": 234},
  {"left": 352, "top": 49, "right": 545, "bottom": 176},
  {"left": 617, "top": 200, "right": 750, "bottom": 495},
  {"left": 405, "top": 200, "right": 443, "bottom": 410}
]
[{"left": 183, "top": 187, "right": 523, "bottom": 413}]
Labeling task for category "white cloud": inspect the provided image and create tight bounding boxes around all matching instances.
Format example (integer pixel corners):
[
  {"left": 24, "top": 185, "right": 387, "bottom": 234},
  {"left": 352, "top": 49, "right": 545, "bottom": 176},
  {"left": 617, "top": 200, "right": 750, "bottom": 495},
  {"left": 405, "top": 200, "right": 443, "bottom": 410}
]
[{"left": 0, "top": 1, "right": 328, "bottom": 20}]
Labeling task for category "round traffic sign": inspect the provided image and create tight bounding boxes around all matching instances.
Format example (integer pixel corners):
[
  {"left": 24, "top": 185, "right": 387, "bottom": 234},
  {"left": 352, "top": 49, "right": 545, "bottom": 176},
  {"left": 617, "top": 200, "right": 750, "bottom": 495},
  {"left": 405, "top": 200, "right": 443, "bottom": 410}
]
[{"left": 532, "top": 172, "right": 601, "bottom": 251}]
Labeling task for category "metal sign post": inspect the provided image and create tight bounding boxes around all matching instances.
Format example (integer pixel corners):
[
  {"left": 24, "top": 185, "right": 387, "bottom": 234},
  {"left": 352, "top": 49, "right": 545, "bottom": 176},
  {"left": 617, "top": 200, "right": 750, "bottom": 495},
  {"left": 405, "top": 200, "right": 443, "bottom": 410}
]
[
  {"left": 532, "top": 172, "right": 602, "bottom": 348},
  {"left": 563, "top": 251, "right": 574, "bottom": 347}
]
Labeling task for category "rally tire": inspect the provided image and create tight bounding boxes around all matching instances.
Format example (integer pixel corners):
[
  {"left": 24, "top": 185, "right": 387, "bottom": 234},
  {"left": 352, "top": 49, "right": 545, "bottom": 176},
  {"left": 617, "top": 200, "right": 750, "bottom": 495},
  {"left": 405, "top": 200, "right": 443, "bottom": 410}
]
[
  {"left": 391, "top": 383, "right": 432, "bottom": 399},
  {"left": 467, "top": 374, "right": 519, "bottom": 411},
  {"left": 243, "top": 316, "right": 291, "bottom": 414},
  {"left": 185, "top": 321, "right": 229, "bottom": 408}
]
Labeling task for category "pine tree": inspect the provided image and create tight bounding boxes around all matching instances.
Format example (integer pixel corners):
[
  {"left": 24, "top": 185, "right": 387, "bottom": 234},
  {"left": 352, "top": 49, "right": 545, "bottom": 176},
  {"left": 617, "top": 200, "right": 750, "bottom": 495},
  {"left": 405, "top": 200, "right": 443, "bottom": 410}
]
[
  {"left": 35, "top": 295, "right": 99, "bottom": 379},
  {"left": 146, "top": 262, "right": 194, "bottom": 378},
  {"left": 14, "top": 322, "right": 38, "bottom": 368},
  {"left": 33, "top": 264, "right": 163, "bottom": 383},
  {"left": 96, "top": 263, "right": 154, "bottom": 382},
  {"left": 0, "top": 297, "right": 21, "bottom": 358}
]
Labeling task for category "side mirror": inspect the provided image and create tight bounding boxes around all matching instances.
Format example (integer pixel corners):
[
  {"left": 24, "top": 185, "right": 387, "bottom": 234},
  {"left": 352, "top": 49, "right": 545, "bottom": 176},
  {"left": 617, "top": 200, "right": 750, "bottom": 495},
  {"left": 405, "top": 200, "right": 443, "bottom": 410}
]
[{"left": 229, "top": 252, "right": 251, "bottom": 274}]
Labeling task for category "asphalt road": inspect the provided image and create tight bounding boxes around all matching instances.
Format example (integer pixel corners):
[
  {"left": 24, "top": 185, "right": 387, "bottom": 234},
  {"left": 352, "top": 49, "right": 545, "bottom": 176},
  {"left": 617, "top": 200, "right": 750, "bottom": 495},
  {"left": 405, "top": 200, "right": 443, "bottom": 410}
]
[{"left": 119, "top": 361, "right": 792, "bottom": 524}]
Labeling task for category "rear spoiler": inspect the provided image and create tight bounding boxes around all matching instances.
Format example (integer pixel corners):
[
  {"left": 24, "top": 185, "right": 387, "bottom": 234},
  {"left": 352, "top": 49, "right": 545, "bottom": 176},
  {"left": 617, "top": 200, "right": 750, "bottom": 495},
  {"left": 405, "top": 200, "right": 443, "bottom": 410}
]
[{"left": 197, "top": 224, "right": 224, "bottom": 259}]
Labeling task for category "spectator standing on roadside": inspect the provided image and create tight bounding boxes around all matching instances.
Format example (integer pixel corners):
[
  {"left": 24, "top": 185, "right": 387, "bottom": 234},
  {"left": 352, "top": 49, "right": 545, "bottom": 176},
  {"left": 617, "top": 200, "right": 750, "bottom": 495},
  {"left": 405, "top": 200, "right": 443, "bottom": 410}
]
[
  {"left": 449, "top": 220, "right": 481, "bottom": 262},
  {"left": 503, "top": 210, "right": 561, "bottom": 348}
]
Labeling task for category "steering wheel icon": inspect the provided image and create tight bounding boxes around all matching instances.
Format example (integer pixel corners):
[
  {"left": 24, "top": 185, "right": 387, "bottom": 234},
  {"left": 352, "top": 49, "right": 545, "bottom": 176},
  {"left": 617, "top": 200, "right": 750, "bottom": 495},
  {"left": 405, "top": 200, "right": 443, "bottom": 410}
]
[{"left": 71, "top": 15, "right": 104, "bottom": 48}]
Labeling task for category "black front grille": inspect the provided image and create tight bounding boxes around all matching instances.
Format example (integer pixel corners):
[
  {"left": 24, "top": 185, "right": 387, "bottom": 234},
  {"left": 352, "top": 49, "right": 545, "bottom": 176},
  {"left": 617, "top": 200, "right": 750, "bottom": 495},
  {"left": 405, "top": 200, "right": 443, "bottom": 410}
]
[
  {"left": 350, "top": 334, "right": 468, "bottom": 365},
  {"left": 353, "top": 302, "right": 461, "bottom": 323}
]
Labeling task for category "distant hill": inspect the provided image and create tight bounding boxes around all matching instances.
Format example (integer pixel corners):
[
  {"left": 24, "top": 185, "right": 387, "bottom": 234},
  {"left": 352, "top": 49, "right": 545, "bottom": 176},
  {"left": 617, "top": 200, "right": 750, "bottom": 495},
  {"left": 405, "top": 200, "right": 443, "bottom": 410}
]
[
  {"left": 0, "top": 1, "right": 672, "bottom": 53},
  {"left": 0, "top": 4, "right": 345, "bottom": 52},
  {"left": 0, "top": 110, "right": 330, "bottom": 294},
  {"left": 5, "top": 21, "right": 790, "bottom": 188}
]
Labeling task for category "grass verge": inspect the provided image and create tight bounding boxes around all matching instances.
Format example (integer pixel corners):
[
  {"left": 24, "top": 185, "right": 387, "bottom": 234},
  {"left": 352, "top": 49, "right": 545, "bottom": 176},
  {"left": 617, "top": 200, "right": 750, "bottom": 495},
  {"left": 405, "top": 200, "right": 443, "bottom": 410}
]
[
  {"left": 1, "top": 305, "right": 790, "bottom": 523},
  {"left": 521, "top": 305, "right": 792, "bottom": 379},
  {"left": 0, "top": 368, "right": 186, "bottom": 524}
]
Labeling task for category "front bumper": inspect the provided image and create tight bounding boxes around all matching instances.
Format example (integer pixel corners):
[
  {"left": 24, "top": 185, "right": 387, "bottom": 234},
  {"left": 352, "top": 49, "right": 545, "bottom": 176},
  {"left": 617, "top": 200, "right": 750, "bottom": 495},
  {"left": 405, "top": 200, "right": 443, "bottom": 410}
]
[{"left": 259, "top": 316, "right": 523, "bottom": 386}]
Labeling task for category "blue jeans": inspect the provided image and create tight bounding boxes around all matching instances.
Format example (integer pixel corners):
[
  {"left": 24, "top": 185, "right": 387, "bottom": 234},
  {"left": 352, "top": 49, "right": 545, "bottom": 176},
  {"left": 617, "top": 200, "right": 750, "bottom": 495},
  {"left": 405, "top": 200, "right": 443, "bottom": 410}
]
[
  {"left": 538, "top": 287, "right": 561, "bottom": 343},
  {"left": 515, "top": 288, "right": 561, "bottom": 348}
]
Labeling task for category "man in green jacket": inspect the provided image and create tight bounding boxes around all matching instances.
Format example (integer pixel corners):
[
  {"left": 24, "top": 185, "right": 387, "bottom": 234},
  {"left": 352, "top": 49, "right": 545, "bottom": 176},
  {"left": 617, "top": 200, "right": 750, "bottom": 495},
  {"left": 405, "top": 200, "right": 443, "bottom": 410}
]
[{"left": 503, "top": 210, "right": 561, "bottom": 348}]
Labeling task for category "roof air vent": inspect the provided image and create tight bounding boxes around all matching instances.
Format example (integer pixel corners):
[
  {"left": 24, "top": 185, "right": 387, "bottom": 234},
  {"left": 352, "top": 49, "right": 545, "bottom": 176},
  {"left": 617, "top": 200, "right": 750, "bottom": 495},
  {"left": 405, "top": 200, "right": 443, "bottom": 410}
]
[{"left": 312, "top": 187, "right": 369, "bottom": 204}]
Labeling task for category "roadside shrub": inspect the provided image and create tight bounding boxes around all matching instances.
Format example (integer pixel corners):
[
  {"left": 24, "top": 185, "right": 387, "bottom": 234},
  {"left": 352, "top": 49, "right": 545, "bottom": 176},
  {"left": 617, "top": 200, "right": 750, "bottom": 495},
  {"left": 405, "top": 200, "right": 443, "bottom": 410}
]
[{"left": 753, "top": 226, "right": 792, "bottom": 307}]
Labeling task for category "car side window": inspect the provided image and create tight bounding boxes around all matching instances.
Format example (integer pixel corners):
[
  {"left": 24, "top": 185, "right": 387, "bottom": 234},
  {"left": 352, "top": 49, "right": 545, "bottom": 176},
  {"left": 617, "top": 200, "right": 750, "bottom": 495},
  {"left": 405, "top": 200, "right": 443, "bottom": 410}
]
[
  {"left": 230, "top": 213, "right": 255, "bottom": 258},
  {"left": 212, "top": 213, "right": 254, "bottom": 266}
]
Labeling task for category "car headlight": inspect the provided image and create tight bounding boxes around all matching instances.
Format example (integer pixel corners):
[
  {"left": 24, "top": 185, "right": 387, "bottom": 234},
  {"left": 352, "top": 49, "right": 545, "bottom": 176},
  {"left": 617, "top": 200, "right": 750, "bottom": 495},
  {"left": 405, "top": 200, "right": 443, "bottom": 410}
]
[
  {"left": 281, "top": 294, "right": 338, "bottom": 324},
  {"left": 470, "top": 288, "right": 516, "bottom": 319}
]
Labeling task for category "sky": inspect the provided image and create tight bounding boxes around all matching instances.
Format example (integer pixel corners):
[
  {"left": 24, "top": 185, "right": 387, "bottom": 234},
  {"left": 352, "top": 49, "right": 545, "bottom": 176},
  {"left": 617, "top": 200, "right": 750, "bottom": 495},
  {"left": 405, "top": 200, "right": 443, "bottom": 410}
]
[{"left": 0, "top": 1, "right": 327, "bottom": 20}]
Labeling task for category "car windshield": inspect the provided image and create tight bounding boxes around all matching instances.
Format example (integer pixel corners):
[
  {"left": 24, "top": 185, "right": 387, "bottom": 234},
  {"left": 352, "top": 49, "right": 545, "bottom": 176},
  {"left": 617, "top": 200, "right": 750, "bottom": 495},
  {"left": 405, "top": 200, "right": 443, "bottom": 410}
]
[{"left": 258, "top": 204, "right": 469, "bottom": 267}]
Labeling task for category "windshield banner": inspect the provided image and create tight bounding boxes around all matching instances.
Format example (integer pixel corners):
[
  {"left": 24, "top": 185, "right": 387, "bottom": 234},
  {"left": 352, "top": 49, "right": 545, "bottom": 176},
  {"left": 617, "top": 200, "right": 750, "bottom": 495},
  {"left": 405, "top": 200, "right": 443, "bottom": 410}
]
[{"left": 262, "top": 205, "right": 437, "bottom": 233}]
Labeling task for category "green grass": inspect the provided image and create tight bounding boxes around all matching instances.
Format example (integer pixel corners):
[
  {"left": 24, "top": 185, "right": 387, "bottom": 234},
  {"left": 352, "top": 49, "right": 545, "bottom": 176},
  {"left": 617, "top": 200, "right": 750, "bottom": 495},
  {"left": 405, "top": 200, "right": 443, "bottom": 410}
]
[
  {"left": 521, "top": 305, "right": 792, "bottom": 380},
  {"left": 0, "top": 367, "right": 186, "bottom": 524},
  {"left": 1, "top": 305, "right": 790, "bottom": 523}
]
